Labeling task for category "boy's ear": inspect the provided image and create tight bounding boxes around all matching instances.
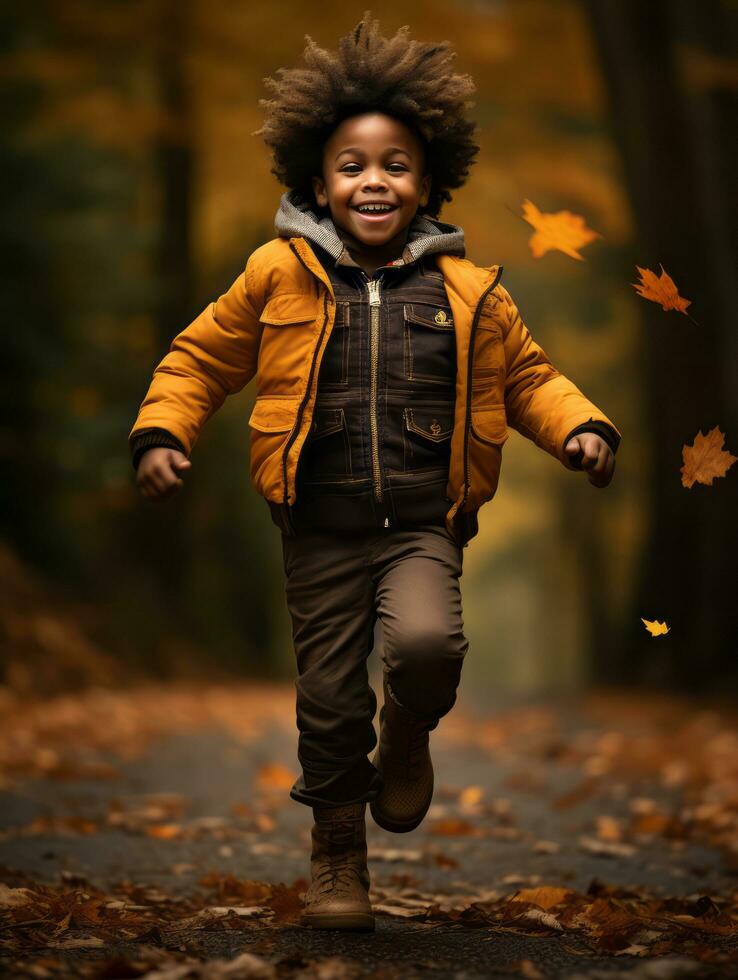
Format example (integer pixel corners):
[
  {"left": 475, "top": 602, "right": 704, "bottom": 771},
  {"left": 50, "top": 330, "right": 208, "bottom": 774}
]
[
  {"left": 312, "top": 175, "right": 329, "bottom": 208},
  {"left": 418, "top": 173, "right": 431, "bottom": 209}
]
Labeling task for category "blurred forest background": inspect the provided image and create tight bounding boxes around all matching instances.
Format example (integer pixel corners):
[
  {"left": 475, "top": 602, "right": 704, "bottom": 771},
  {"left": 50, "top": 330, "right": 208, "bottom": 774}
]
[{"left": 1, "top": 0, "right": 735, "bottom": 700}]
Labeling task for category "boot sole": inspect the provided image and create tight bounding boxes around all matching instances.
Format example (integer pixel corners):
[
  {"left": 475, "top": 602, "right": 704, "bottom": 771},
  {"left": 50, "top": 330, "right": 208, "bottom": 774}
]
[
  {"left": 300, "top": 911, "right": 375, "bottom": 931},
  {"left": 369, "top": 797, "right": 430, "bottom": 833},
  {"left": 370, "top": 749, "right": 433, "bottom": 833}
]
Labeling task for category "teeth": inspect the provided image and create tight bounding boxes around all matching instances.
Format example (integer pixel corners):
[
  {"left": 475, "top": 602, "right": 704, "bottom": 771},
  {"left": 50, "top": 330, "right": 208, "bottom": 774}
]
[{"left": 357, "top": 204, "right": 393, "bottom": 212}]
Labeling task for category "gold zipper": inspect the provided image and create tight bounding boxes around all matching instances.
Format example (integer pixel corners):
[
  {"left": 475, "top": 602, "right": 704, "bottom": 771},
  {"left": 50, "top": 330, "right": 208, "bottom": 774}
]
[{"left": 367, "top": 277, "right": 383, "bottom": 502}]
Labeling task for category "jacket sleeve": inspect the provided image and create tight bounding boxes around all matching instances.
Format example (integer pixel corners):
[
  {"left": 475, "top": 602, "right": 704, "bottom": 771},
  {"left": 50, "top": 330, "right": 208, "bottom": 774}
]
[
  {"left": 495, "top": 284, "right": 622, "bottom": 470},
  {"left": 129, "top": 427, "right": 187, "bottom": 472},
  {"left": 128, "top": 254, "right": 265, "bottom": 458}
]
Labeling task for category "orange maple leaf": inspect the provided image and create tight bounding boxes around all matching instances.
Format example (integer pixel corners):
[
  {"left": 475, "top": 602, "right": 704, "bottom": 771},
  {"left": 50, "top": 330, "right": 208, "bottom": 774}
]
[
  {"left": 681, "top": 425, "right": 737, "bottom": 487},
  {"left": 521, "top": 199, "right": 602, "bottom": 260},
  {"left": 641, "top": 618, "right": 670, "bottom": 636},
  {"left": 632, "top": 264, "right": 691, "bottom": 314}
]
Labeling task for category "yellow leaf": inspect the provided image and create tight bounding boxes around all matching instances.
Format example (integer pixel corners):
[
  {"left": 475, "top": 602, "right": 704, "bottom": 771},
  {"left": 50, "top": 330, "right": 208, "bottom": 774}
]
[
  {"left": 521, "top": 199, "right": 602, "bottom": 260},
  {"left": 641, "top": 618, "right": 670, "bottom": 636},
  {"left": 680, "top": 426, "right": 737, "bottom": 488},
  {"left": 631, "top": 264, "right": 691, "bottom": 313}
]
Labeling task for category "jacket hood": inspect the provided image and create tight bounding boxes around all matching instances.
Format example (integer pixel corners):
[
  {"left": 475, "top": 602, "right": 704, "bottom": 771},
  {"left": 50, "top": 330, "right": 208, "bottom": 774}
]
[{"left": 274, "top": 190, "right": 465, "bottom": 266}]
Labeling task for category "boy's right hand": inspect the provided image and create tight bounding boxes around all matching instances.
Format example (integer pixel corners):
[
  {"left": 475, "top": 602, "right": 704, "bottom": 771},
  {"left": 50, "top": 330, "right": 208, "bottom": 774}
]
[{"left": 136, "top": 448, "right": 192, "bottom": 501}]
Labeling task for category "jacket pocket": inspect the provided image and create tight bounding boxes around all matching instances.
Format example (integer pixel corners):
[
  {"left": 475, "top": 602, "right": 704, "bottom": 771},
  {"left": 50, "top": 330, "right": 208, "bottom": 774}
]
[
  {"left": 470, "top": 405, "right": 509, "bottom": 446},
  {"left": 466, "top": 405, "right": 508, "bottom": 509},
  {"left": 403, "top": 405, "right": 454, "bottom": 472},
  {"left": 257, "top": 294, "right": 320, "bottom": 393},
  {"left": 298, "top": 407, "right": 353, "bottom": 484},
  {"left": 247, "top": 395, "right": 300, "bottom": 501},
  {"left": 403, "top": 302, "right": 456, "bottom": 386},
  {"left": 258, "top": 293, "right": 317, "bottom": 327}
]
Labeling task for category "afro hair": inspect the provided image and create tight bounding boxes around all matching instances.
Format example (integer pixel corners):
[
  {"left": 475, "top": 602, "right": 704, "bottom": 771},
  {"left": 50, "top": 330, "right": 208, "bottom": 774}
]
[{"left": 255, "top": 12, "right": 479, "bottom": 218}]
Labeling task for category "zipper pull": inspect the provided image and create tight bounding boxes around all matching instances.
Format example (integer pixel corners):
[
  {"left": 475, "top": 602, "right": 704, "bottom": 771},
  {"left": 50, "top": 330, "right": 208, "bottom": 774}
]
[
  {"left": 384, "top": 517, "right": 390, "bottom": 528},
  {"left": 367, "top": 278, "right": 382, "bottom": 306}
]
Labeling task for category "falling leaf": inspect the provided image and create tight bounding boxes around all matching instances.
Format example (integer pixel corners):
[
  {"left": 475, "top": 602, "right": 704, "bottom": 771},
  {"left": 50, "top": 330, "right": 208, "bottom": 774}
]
[
  {"left": 521, "top": 199, "right": 602, "bottom": 260},
  {"left": 641, "top": 618, "right": 670, "bottom": 636},
  {"left": 680, "top": 426, "right": 737, "bottom": 487},
  {"left": 631, "top": 264, "right": 691, "bottom": 313}
]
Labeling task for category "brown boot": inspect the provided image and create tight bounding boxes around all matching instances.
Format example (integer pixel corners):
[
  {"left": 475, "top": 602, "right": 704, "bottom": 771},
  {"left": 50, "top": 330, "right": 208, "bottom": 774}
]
[
  {"left": 300, "top": 802, "right": 375, "bottom": 931},
  {"left": 370, "top": 673, "right": 436, "bottom": 833}
]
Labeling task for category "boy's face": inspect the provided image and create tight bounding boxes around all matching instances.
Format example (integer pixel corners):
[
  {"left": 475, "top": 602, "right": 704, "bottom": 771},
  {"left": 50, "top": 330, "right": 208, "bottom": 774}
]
[{"left": 312, "top": 112, "right": 431, "bottom": 249}]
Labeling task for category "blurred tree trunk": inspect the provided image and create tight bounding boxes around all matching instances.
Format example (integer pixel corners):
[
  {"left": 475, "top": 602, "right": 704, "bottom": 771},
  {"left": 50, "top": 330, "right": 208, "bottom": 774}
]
[
  {"left": 582, "top": 0, "right": 738, "bottom": 688},
  {"left": 148, "top": 0, "right": 196, "bottom": 603}
]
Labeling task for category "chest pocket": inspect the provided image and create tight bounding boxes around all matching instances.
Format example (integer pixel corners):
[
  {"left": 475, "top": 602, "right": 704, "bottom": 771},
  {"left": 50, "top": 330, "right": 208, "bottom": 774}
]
[
  {"left": 403, "top": 302, "right": 456, "bottom": 386},
  {"left": 402, "top": 405, "right": 454, "bottom": 472},
  {"left": 317, "top": 302, "right": 350, "bottom": 389},
  {"left": 257, "top": 292, "right": 319, "bottom": 395}
]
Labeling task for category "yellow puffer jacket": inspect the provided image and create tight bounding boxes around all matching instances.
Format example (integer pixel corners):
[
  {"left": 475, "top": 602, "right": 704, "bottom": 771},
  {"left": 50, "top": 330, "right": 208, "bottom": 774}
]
[{"left": 129, "top": 236, "right": 621, "bottom": 537}]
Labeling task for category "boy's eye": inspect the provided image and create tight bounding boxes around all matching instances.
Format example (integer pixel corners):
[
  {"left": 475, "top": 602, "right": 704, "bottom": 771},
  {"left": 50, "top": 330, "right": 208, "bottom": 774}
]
[
  {"left": 387, "top": 163, "right": 408, "bottom": 172},
  {"left": 340, "top": 164, "right": 361, "bottom": 173}
]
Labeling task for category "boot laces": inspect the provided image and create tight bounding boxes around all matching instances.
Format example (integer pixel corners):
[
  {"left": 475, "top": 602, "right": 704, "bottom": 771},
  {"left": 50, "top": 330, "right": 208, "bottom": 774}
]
[{"left": 314, "top": 816, "right": 365, "bottom": 895}]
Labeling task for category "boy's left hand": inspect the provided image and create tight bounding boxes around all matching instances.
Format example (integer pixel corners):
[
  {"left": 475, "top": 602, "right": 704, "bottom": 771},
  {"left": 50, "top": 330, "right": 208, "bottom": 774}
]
[{"left": 564, "top": 433, "right": 616, "bottom": 488}]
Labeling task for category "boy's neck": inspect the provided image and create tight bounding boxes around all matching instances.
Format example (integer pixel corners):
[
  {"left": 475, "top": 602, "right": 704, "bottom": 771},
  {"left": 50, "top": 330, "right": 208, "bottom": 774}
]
[{"left": 333, "top": 223, "right": 411, "bottom": 278}]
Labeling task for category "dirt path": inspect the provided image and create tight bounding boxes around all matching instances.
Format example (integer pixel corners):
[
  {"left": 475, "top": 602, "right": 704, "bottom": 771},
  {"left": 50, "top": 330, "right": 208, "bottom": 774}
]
[{"left": 1, "top": 680, "right": 736, "bottom": 978}]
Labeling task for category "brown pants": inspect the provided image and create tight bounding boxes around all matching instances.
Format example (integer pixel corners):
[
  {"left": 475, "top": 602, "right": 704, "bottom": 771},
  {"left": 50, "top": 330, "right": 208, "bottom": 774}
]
[{"left": 280, "top": 523, "right": 468, "bottom": 808}]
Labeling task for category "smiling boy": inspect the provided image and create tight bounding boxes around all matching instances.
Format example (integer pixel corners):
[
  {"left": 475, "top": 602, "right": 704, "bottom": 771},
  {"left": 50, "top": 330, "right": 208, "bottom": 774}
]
[
  {"left": 128, "top": 14, "right": 621, "bottom": 931},
  {"left": 312, "top": 112, "right": 432, "bottom": 274}
]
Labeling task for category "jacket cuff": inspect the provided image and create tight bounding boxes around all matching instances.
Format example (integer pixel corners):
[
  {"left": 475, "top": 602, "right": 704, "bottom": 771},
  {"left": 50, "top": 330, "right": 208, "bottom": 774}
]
[
  {"left": 562, "top": 419, "right": 620, "bottom": 470},
  {"left": 130, "top": 428, "right": 186, "bottom": 471}
]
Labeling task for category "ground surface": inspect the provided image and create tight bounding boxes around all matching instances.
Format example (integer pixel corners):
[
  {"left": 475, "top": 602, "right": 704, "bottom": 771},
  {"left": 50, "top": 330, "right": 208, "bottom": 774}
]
[{"left": 0, "top": 680, "right": 737, "bottom": 978}]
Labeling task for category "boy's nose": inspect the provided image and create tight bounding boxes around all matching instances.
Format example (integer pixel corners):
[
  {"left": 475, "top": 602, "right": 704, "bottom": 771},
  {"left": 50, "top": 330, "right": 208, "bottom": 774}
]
[{"left": 362, "top": 170, "right": 388, "bottom": 190}]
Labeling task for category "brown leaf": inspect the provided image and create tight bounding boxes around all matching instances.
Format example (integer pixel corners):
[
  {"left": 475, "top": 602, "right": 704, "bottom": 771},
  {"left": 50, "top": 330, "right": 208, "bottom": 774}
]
[
  {"left": 680, "top": 426, "right": 737, "bottom": 487},
  {"left": 632, "top": 264, "right": 691, "bottom": 313},
  {"left": 511, "top": 887, "right": 574, "bottom": 911}
]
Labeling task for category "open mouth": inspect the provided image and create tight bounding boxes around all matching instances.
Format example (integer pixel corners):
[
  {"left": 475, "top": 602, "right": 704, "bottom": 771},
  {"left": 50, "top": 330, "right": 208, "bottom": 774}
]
[{"left": 352, "top": 202, "right": 398, "bottom": 221}]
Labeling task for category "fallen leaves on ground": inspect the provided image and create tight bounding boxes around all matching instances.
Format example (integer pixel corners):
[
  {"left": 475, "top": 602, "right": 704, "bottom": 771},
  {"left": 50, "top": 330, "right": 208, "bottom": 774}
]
[{"left": 2, "top": 684, "right": 738, "bottom": 976}]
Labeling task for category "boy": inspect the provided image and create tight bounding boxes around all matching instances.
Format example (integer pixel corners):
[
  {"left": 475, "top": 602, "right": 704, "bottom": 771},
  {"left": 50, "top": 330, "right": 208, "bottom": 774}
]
[{"left": 129, "top": 15, "right": 621, "bottom": 932}]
